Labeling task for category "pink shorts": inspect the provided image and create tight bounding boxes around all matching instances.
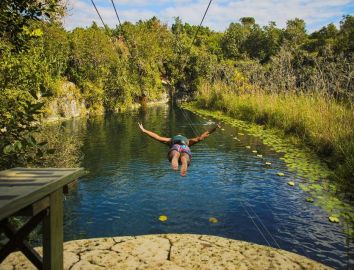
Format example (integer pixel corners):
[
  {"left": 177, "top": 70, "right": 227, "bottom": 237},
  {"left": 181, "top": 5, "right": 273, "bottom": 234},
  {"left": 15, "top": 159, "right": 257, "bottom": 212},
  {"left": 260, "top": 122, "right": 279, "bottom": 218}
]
[{"left": 168, "top": 144, "right": 192, "bottom": 164}]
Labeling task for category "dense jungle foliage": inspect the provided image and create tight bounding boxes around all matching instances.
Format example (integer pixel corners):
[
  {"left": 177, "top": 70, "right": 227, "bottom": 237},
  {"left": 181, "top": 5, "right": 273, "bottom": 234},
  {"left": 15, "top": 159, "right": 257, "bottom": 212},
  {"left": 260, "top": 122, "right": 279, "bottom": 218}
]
[{"left": 0, "top": 1, "right": 353, "bottom": 189}]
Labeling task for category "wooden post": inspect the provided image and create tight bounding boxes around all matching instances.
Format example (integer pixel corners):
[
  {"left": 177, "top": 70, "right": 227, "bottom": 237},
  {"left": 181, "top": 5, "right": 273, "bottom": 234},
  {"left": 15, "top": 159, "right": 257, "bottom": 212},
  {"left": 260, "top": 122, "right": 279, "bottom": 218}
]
[{"left": 42, "top": 189, "right": 63, "bottom": 270}]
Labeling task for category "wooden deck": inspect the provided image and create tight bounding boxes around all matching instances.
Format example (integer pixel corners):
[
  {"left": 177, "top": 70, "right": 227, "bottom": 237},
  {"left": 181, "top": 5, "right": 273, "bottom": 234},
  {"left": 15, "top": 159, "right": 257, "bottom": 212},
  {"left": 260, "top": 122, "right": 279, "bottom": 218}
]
[
  {"left": 0, "top": 168, "right": 85, "bottom": 220},
  {"left": 0, "top": 167, "right": 86, "bottom": 270}
]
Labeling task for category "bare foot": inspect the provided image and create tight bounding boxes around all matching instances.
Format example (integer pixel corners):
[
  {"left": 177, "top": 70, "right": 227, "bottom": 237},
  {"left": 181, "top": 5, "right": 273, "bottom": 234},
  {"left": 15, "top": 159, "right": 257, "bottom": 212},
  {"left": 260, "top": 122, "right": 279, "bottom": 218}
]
[{"left": 171, "top": 156, "right": 179, "bottom": 171}]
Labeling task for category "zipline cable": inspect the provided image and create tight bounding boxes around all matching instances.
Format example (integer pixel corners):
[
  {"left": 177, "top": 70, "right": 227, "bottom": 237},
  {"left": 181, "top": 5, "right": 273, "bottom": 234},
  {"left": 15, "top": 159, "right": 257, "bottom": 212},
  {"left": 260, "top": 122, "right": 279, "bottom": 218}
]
[
  {"left": 108, "top": 0, "right": 134, "bottom": 56},
  {"left": 91, "top": 0, "right": 107, "bottom": 30},
  {"left": 241, "top": 202, "right": 272, "bottom": 247},
  {"left": 245, "top": 202, "right": 281, "bottom": 249},
  {"left": 110, "top": 0, "right": 122, "bottom": 27},
  {"left": 92, "top": 0, "right": 279, "bottom": 249},
  {"left": 179, "top": 107, "right": 200, "bottom": 138},
  {"left": 188, "top": 0, "right": 213, "bottom": 53},
  {"left": 177, "top": 0, "right": 215, "bottom": 138},
  {"left": 108, "top": 0, "right": 145, "bottom": 95}
]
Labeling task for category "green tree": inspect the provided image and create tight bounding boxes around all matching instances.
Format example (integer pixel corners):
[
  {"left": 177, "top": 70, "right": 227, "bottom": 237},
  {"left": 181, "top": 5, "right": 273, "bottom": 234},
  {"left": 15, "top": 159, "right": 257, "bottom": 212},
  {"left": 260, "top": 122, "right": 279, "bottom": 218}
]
[
  {"left": 240, "top": 17, "right": 255, "bottom": 27},
  {"left": 221, "top": 22, "right": 248, "bottom": 59},
  {"left": 283, "top": 18, "right": 307, "bottom": 46},
  {"left": 262, "top": 22, "right": 283, "bottom": 62},
  {"left": 243, "top": 24, "right": 266, "bottom": 61},
  {"left": 335, "top": 15, "right": 354, "bottom": 57},
  {"left": 0, "top": 0, "right": 64, "bottom": 169},
  {"left": 67, "top": 24, "right": 115, "bottom": 111},
  {"left": 42, "top": 23, "right": 70, "bottom": 78},
  {"left": 0, "top": 0, "right": 64, "bottom": 49},
  {"left": 307, "top": 23, "right": 338, "bottom": 55}
]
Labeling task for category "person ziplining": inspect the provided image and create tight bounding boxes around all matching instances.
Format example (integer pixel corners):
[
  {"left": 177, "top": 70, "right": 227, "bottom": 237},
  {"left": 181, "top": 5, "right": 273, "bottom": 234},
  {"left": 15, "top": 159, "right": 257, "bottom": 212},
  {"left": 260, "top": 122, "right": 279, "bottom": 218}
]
[
  {"left": 138, "top": 122, "right": 220, "bottom": 176},
  {"left": 92, "top": 0, "right": 217, "bottom": 175}
]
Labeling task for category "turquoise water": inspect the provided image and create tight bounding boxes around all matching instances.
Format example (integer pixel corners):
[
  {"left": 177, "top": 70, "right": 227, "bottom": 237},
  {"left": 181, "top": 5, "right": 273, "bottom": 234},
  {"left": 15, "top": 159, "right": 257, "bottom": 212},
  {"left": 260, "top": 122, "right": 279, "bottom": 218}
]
[{"left": 61, "top": 105, "right": 353, "bottom": 269}]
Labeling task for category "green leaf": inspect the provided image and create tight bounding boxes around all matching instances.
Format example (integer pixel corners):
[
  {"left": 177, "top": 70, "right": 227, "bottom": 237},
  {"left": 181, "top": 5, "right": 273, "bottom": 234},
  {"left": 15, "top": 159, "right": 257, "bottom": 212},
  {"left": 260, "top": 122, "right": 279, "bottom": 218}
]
[
  {"left": 29, "top": 91, "right": 38, "bottom": 99},
  {"left": 38, "top": 140, "right": 48, "bottom": 146},
  {"left": 29, "top": 102, "right": 44, "bottom": 113},
  {"left": 3, "top": 145, "right": 14, "bottom": 154},
  {"left": 328, "top": 216, "right": 339, "bottom": 223},
  {"left": 159, "top": 215, "right": 168, "bottom": 222},
  {"left": 26, "top": 136, "right": 36, "bottom": 146},
  {"left": 31, "top": 28, "right": 43, "bottom": 37},
  {"left": 208, "top": 217, "right": 218, "bottom": 223},
  {"left": 14, "top": 141, "right": 22, "bottom": 151},
  {"left": 40, "top": 91, "right": 53, "bottom": 98},
  {"left": 306, "top": 197, "right": 314, "bottom": 203}
]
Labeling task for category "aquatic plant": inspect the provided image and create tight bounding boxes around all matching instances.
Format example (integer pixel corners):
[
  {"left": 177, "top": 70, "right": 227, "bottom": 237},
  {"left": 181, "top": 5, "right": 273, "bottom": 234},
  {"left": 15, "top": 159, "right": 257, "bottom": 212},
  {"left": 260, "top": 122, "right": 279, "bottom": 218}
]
[{"left": 184, "top": 103, "right": 354, "bottom": 238}]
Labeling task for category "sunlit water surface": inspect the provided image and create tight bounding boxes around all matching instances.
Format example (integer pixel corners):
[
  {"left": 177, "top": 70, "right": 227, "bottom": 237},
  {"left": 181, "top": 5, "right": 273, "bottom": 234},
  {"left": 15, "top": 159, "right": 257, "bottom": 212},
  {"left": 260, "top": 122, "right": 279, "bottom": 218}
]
[{"left": 61, "top": 105, "right": 353, "bottom": 269}]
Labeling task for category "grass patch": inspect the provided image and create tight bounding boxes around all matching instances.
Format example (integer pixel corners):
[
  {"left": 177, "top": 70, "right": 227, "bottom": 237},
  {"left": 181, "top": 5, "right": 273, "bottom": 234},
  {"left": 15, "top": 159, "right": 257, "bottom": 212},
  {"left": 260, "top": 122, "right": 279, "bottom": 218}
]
[
  {"left": 184, "top": 103, "right": 354, "bottom": 238},
  {"left": 195, "top": 82, "right": 354, "bottom": 188}
]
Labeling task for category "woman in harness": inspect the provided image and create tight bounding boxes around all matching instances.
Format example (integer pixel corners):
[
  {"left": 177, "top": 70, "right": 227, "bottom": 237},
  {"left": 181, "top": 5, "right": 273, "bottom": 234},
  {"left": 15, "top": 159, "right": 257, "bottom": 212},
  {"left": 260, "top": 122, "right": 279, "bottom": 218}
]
[{"left": 138, "top": 122, "right": 220, "bottom": 176}]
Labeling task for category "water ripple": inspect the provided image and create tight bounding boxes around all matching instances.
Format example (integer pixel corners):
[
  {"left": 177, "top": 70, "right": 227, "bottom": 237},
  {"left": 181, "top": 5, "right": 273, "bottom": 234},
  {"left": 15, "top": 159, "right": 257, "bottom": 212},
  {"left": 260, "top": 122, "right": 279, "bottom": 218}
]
[{"left": 62, "top": 106, "right": 353, "bottom": 269}]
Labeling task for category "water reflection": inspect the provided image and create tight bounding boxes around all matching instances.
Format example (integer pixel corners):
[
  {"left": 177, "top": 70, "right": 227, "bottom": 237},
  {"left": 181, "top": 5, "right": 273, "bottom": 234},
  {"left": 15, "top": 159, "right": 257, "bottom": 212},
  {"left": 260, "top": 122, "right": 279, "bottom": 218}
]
[{"left": 42, "top": 105, "right": 354, "bottom": 269}]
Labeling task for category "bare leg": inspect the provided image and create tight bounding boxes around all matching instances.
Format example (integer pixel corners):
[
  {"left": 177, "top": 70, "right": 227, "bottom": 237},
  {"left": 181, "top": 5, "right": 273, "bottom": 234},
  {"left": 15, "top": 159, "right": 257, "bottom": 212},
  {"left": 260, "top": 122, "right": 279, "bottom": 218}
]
[
  {"left": 169, "top": 150, "right": 180, "bottom": 171},
  {"left": 180, "top": 153, "right": 190, "bottom": 177}
]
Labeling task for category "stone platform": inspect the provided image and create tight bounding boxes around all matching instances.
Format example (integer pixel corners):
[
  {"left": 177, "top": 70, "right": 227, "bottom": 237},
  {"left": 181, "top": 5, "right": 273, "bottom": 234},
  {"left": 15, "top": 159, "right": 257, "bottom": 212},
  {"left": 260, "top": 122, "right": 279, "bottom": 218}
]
[{"left": 1, "top": 234, "right": 332, "bottom": 270}]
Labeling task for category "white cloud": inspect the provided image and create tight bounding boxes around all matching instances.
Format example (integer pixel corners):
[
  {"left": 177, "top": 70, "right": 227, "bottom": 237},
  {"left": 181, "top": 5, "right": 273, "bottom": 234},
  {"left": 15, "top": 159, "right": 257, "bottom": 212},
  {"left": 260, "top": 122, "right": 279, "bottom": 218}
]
[{"left": 63, "top": 0, "right": 353, "bottom": 32}]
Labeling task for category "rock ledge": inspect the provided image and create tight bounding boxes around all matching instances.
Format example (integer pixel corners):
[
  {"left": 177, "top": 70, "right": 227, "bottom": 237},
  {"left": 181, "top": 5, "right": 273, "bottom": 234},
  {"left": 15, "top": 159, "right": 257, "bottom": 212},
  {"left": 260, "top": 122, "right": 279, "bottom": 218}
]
[{"left": 1, "top": 234, "right": 332, "bottom": 270}]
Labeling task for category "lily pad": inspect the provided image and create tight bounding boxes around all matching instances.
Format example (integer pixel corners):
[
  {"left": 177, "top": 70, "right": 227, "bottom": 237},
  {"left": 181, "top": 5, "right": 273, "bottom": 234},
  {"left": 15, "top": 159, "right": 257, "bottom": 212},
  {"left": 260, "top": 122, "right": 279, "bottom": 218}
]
[
  {"left": 159, "top": 215, "right": 168, "bottom": 222},
  {"left": 208, "top": 217, "right": 218, "bottom": 223},
  {"left": 183, "top": 103, "right": 354, "bottom": 238},
  {"left": 306, "top": 197, "right": 314, "bottom": 203},
  {"left": 277, "top": 172, "right": 285, "bottom": 176},
  {"left": 328, "top": 216, "right": 340, "bottom": 223},
  {"left": 288, "top": 181, "right": 295, "bottom": 186}
]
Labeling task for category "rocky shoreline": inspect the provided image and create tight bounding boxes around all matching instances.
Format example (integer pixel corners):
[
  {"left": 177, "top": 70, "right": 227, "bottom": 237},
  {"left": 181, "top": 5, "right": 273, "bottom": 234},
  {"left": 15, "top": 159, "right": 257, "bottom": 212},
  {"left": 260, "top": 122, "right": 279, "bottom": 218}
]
[{"left": 1, "top": 234, "right": 332, "bottom": 270}]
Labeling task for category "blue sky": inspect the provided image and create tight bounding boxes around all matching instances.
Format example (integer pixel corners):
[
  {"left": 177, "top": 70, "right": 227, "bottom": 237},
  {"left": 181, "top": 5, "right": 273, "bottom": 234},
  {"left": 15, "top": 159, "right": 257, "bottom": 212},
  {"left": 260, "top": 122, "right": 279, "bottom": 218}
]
[{"left": 63, "top": 0, "right": 354, "bottom": 32}]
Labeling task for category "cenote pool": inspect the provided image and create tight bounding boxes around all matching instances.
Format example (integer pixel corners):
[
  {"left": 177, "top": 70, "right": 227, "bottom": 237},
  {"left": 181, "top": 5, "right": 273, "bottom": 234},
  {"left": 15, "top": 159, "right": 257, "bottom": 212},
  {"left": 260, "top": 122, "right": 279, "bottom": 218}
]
[{"left": 58, "top": 105, "right": 352, "bottom": 269}]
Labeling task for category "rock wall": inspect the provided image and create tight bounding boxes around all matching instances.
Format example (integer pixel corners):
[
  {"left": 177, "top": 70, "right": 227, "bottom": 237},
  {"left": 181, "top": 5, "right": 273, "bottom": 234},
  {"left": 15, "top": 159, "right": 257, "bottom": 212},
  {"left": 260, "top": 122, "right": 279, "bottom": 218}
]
[
  {"left": 43, "top": 81, "right": 88, "bottom": 122},
  {"left": 43, "top": 81, "right": 170, "bottom": 122}
]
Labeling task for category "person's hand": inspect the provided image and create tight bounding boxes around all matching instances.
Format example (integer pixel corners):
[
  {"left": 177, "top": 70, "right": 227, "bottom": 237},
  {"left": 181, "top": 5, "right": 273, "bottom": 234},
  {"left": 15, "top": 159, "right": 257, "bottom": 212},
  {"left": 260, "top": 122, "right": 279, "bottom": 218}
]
[
  {"left": 208, "top": 123, "right": 221, "bottom": 134},
  {"left": 201, "top": 132, "right": 209, "bottom": 140},
  {"left": 138, "top": 122, "right": 145, "bottom": 132}
]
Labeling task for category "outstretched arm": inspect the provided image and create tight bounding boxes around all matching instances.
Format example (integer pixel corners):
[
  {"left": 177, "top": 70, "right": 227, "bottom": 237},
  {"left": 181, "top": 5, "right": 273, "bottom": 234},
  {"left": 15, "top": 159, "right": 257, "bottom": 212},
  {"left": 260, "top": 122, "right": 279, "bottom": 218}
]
[
  {"left": 188, "top": 123, "right": 221, "bottom": 147},
  {"left": 138, "top": 122, "right": 171, "bottom": 144}
]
